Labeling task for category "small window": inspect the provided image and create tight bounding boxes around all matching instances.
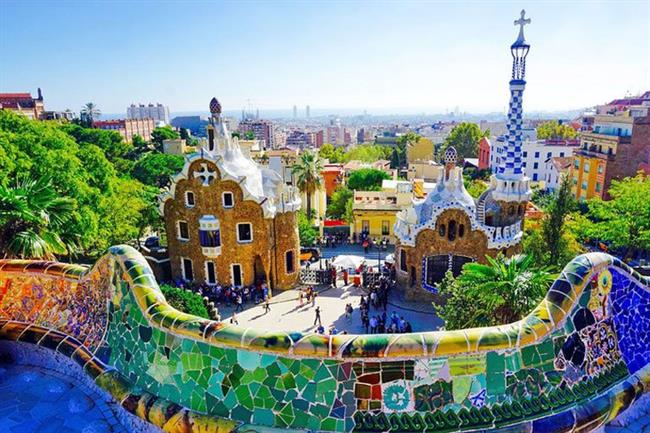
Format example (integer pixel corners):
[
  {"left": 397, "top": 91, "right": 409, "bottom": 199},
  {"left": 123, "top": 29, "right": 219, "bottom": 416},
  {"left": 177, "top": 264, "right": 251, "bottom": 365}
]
[
  {"left": 447, "top": 220, "right": 457, "bottom": 241},
  {"left": 237, "top": 223, "right": 253, "bottom": 243},
  {"left": 438, "top": 224, "right": 446, "bottom": 237},
  {"left": 178, "top": 221, "right": 189, "bottom": 240},
  {"left": 185, "top": 191, "right": 195, "bottom": 207},
  {"left": 458, "top": 224, "right": 465, "bottom": 238},
  {"left": 181, "top": 258, "right": 193, "bottom": 281},
  {"left": 400, "top": 250, "right": 407, "bottom": 272},
  {"left": 381, "top": 220, "right": 390, "bottom": 236},
  {"left": 200, "top": 229, "right": 220, "bottom": 247},
  {"left": 534, "top": 152, "right": 539, "bottom": 158},
  {"left": 362, "top": 220, "right": 370, "bottom": 233},
  {"left": 205, "top": 262, "right": 216, "bottom": 285},
  {"left": 222, "top": 192, "right": 234, "bottom": 208},
  {"left": 232, "top": 264, "right": 242, "bottom": 287},
  {"left": 533, "top": 173, "right": 538, "bottom": 181},
  {"left": 533, "top": 162, "right": 538, "bottom": 169},
  {"left": 286, "top": 251, "right": 295, "bottom": 273}
]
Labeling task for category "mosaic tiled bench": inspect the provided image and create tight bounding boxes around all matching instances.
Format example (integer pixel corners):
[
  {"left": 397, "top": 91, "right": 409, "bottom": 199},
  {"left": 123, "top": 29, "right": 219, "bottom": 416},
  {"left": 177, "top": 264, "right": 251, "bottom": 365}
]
[{"left": 0, "top": 245, "right": 648, "bottom": 433}]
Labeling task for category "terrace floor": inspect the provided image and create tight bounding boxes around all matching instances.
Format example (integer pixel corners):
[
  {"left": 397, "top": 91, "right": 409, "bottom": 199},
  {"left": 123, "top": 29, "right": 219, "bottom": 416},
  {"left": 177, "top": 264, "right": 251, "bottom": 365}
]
[{"left": 217, "top": 281, "right": 443, "bottom": 335}]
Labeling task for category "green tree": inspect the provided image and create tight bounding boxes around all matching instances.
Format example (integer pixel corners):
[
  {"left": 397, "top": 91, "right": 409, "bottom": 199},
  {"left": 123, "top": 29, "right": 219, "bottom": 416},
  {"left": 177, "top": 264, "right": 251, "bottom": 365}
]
[
  {"left": 536, "top": 120, "right": 578, "bottom": 140},
  {"left": 347, "top": 168, "right": 391, "bottom": 191},
  {"left": 292, "top": 151, "right": 323, "bottom": 221},
  {"left": 395, "top": 132, "right": 420, "bottom": 168},
  {"left": 160, "top": 284, "right": 209, "bottom": 319},
  {"left": 244, "top": 131, "right": 255, "bottom": 140},
  {"left": 585, "top": 172, "right": 650, "bottom": 258},
  {"left": 297, "top": 210, "right": 318, "bottom": 246},
  {"left": 231, "top": 131, "right": 241, "bottom": 139},
  {"left": 326, "top": 186, "right": 354, "bottom": 221},
  {"left": 342, "top": 144, "right": 392, "bottom": 163},
  {"left": 80, "top": 102, "right": 101, "bottom": 126},
  {"left": 319, "top": 143, "right": 345, "bottom": 163},
  {"left": 464, "top": 179, "right": 488, "bottom": 199},
  {"left": 541, "top": 174, "right": 576, "bottom": 265},
  {"left": 0, "top": 176, "right": 78, "bottom": 259},
  {"left": 132, "top": 153, "right": 185, "bottom": 187},
  {"left": 151, "top": 125, "right": 180, "bottom": 151},
  {"left": 435, "top": 254, "right": 556, "bottom": 329},
  {"left": 440, "top": 123, "right": 488, "bottom": 160},
  {"left": 61, "top": 123, "right": 131, "bottom": 161}
]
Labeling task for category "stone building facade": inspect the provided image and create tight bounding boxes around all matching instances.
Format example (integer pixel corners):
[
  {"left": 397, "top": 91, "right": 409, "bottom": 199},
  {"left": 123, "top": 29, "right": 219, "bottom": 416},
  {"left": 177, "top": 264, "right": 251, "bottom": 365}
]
[
  {"left": 160, "top": 98, "right": 301, "bottom": 290},
  {"left": 394, "top": 13, "right": 534, "bottom": 301}
]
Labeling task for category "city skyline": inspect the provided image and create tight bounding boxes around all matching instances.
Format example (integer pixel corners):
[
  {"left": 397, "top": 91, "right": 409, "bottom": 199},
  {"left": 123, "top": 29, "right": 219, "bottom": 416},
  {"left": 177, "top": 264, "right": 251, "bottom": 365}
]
[{"left": 1, "top": 1, "right": 648, "bottom": 114}]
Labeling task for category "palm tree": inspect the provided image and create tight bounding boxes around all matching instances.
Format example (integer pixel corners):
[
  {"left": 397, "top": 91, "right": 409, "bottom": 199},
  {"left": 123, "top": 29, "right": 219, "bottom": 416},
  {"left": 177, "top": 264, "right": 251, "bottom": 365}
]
[
  {"left": 0, "top": 177, "right": 78, "bottom": 259},
  {"left": 81, "top": 102, "right": 101, "bottom": 126},
  {"left": 292, "top": 151, "right": 323, "bottom": 221},
  {"left": 459, "top": 254, "right": 556, "bottom": 325}
]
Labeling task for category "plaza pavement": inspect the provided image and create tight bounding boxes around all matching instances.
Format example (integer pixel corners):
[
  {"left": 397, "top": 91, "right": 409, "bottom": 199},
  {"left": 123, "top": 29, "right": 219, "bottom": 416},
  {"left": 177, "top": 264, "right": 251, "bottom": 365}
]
[{"left": 217, "top": 280, "right": 443, "bottom": 334}]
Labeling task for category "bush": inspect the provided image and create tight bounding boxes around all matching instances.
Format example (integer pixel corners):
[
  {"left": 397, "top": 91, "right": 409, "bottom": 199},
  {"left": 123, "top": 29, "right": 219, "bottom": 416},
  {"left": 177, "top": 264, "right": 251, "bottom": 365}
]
[{"left": 159, "top": 284, "right": 210, "bottom": 319}]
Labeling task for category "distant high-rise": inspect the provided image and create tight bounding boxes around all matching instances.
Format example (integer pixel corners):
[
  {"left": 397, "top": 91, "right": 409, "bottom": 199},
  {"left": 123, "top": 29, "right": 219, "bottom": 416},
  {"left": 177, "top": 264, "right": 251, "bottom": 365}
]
[
  {"left": 306, "top": 105, "right": 310, "bottom": 118},
  {"left": 127, "top": 103, "right": 170, "bottom": 125},
  {"left": 292, "top": 105, "right": 297, "bottom": 118}
]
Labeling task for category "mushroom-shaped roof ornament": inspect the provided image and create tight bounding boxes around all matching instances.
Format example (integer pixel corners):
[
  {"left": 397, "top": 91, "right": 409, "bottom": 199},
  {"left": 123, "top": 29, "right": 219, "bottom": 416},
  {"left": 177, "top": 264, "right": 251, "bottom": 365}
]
[
  {"left": 209, "top": 97, "right": 222, "bottom": 115},
  {"left": 444, "top": 146, "right": 458, "bottom": 166}
]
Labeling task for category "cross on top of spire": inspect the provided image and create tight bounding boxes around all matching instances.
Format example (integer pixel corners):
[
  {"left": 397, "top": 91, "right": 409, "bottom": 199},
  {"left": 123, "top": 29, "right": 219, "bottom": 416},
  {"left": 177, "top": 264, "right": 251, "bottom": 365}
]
[{"left": 513, "top": 9, "right": 531, "bottom": 46}]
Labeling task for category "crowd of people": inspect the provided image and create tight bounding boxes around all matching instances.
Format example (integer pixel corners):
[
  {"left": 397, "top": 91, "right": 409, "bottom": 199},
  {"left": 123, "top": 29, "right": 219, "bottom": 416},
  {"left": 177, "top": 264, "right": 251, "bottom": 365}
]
[
  {"left": 171, "top": 278, "right": 271, "bottom": 311},
  {"left": 168, "top": 240, "right": 418, "bottom": 336}
]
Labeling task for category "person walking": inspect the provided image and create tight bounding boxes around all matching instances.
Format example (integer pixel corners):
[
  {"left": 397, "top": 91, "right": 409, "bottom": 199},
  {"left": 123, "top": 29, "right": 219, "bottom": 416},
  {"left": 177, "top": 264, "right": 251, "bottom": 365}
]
[
  {"left": 263, "top": 297, "right": 271, "bottom": 314},
  {"left": 342, "top": 269, "right": 349, "bottom": 286},
  {"left": 229, "top": 313, "right": 239, "bottom": 325},
  {"left": 298, "top": 289, "right": 304, "bottom": 306},
  {"left": 235, "top": 295, "right": 243, "bottom": 312},
  {"left": 314, "top": 306, "right": 322, "bottom": 326}
]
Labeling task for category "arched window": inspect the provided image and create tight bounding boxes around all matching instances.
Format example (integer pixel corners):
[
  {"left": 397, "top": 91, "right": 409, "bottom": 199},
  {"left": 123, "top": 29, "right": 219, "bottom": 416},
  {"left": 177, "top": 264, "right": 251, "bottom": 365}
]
[
  {"left": 438, "top": 224, "right": 446, "bottom": 237},
  {"left": 448, "top": 220, "right": 457, "bottom": 241},
  {"left": 458, "top": 224, "right": 465, "bottom": 238}
]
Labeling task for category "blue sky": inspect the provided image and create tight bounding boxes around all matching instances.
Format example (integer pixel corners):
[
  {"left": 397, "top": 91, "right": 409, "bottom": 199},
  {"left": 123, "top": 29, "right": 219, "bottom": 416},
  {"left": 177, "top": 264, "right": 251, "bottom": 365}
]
[{"left": 1, "top": 0, "right": 648, "bottom": 115}]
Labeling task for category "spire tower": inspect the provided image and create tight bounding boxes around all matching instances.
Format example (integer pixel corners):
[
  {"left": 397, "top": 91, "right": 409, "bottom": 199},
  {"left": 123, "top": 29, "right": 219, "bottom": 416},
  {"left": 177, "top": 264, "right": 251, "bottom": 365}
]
[{"left": 491, "top": 9, "right": 532, "bottom": 202}]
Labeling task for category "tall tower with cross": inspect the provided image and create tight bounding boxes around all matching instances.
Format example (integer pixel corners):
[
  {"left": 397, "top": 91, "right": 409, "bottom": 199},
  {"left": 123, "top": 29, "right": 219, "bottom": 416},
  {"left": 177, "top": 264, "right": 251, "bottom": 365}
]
[{"left": 491, "top": 9, "right": 532, "bottom": 203}]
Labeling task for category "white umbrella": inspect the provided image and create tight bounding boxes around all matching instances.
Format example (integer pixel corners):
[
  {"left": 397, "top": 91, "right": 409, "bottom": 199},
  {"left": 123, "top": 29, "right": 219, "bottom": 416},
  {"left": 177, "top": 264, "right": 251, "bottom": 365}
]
[
  {"left": 332, "top": 255, "right": 366, "bottom": 269},
  {"left": 384, "top": 253, "right": 395, "bottom": 264}
]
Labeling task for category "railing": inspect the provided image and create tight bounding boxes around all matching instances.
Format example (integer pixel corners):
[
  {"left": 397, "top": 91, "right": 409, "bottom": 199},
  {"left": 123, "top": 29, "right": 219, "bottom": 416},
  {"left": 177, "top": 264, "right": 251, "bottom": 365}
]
[{"left": 299, "top": 268, "right": 332, "bottom": 285}]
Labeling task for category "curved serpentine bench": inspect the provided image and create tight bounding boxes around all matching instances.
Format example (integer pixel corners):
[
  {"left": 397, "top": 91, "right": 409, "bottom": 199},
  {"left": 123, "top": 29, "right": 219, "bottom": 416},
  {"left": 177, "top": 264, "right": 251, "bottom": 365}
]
[{"left": 0, "top": 245, "right": 648, "bottom": 433}]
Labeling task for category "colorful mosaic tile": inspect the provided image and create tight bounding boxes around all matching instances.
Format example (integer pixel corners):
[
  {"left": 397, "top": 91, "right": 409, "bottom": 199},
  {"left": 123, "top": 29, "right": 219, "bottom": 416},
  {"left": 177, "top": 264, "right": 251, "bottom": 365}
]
[{"left": 1, "top": 246, "right": 649, "bottom": 433}]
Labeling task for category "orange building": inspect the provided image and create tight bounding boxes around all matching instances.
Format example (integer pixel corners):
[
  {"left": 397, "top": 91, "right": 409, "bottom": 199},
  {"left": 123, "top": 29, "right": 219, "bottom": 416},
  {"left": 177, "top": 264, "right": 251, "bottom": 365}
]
[
  {"left": 571, "top": 113, "right": 650, "bottom": 201},
  {"left": 321, "top": 163, "right": 344, "bottom": 198},
  {"left": 478, "top": 137, "right": 491, "bottom": 170}
]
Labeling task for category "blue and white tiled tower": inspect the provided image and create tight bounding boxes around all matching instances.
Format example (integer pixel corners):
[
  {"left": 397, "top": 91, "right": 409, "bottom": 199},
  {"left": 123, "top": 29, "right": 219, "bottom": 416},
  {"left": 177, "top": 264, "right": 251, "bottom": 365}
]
[{"left": 491, "top": 10, "right": 532, "bottom": 202}]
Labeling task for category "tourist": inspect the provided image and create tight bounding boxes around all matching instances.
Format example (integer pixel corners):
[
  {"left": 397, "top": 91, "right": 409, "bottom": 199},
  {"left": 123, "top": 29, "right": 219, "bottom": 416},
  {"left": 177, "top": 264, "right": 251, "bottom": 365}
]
[
  {"left": 330, "top": 266, "right": 337, "bottom": 288},
  {"left": 230, "top": 313, "right": 239, "bottom": 325},
  {"left": 342, "top": 269, "right": 349, "bottom": 286},
  {"left": 369, "top": 315, "right": 377, "bottom": 334},
  {"left": 298, "top": 289, "right": 304, "bottom": 306},
  {"left": 235, "top": 294, "right": 243, "bottom": 312},
  {"left": 263, "top": 297, "right": 271, "bottom": 314},
  {"left": 314, "top": 306, "right": 322, "bottom": 326},
  {"left": 317, "top": 324, "right": 325, "bottom": 334}
]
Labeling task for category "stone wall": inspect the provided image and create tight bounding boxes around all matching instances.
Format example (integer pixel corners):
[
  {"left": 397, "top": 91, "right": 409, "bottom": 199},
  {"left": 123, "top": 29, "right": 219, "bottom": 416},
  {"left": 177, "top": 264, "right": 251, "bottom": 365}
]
[
  {"left": 396, "top": 208, "right": 506, "bottom": 301},
  {"left": 164, "top": 159, "right": 299, "bottom": 290}
]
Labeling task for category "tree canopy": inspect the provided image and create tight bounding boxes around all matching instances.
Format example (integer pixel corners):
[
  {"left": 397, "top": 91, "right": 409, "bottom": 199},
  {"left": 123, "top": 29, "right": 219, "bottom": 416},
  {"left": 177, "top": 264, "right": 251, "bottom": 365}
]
[
  {"left": 132, "top": 153, "right": 185, "bottom": 188},
  {"left": 151, "top": 125, "right": 180, "bottom": 150},
  {"left": 347, "top": 168, "right": 391, "bottom": 191},
  {"left": 319, "top": 143, "right": 346, "bottom": 163},
  {"left": 581, "top": 173, "right": 650, "bottom": 258},
  {"left": 434, "top": 254, "right": 556, "bottom": 329},
  {"left": 0, "top": 110, "right": 160, "bottom": 258},
  {"left": 326, "top": 186, "right": 353, "bottom": 222},
  {"left": 440, "top": 122, "right": 488, "bottom": 160},
  {"left": 536, "top": 120, "right": 578, "bottom": 140}
]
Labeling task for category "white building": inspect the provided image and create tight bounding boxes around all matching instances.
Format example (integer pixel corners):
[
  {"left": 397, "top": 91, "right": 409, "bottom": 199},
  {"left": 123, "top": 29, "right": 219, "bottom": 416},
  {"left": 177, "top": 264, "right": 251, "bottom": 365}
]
[
  {"left": 127, "top": 103, "right": 170, "bottom": 125},
  {"left": 544, "top": 156, "right": 572, "bottom": 192},
  {"left": 490, "top": 131, "right": 579, "bottom": 184}
]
